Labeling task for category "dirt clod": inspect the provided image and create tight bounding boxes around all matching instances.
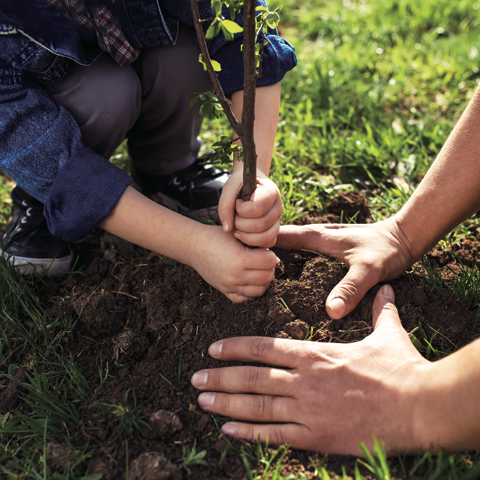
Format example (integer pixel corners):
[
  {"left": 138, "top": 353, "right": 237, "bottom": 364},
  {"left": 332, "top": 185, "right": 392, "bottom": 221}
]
[
  {"left": 326, "top": 191, "right": 372, "bottom": 223},
  {"left": 130, "top": 453, "right": 181, "bottom": 480},
  {"left": 412, "top": 287, "right": 428, "bottom": 307},
  {"left": 283, "top": 319, "right": 309, "bottom": 339},
  {"left": 142, "top": 410, "right": 183, "bottom": 439}
]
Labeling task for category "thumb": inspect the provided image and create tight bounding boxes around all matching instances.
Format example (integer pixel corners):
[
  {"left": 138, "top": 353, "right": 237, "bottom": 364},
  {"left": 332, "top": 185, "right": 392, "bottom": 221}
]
[
  {"left": 371, "top": 284, "right": 401, "bottom": 331},
  {"left": 218, "top": 180, "right": 242, "bottom": 233},
  {"left": 371, "top": 284, "right": 423, "bottom": 354},
  {"left": 325, "top": 263, "right": 382, "bottom": 319}
]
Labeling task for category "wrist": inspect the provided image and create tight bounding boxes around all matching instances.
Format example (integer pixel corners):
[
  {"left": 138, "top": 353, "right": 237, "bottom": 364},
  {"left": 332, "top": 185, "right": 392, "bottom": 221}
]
[
  {"left": 412, "top": 340, "right": 480, "bottom": 452},
  {"left": 385, "top": 215, "right": 423, "bottom": 265}
]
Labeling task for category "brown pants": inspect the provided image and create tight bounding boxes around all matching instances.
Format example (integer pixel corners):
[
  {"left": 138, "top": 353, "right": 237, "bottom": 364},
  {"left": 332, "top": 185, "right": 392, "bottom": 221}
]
[{"left": 43, "top": 24, "right": 212, "bottom": 176}]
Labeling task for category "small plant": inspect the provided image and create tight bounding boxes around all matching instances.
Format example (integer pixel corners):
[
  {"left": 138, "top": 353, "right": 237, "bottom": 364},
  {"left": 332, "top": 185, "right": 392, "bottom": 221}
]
[
  {"left": 357, "top": 435, "right": 391, "bottom": 480},
  {"left": 178, "top": 445, "right": 209, "bottom": 475},
  {"left": 90, "top": 389, "right": 148, "bottom": 436},
  {"left": 237, "top": 435, "right": 293, "bottom": 480}
]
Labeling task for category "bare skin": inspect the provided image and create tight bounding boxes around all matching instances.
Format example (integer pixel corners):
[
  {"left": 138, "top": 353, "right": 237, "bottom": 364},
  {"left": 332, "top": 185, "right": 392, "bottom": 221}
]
[
  {"left": 192, "top": 286, "right": 480, "bottom": 454},
  {"left": 191, "top": 85, "right": 480, "bottom": 451},
  {"left": 219, "top": 82, "right": 283, "bottom": 248},
  {"left": 277, "top": 84, "right": 480, "bottom": 319},
  {"left": 100, "top": 186, "right": 278, "bottom": 303},
  {"left": 100, "top": 83, "right": 282, "bottom": 302}
]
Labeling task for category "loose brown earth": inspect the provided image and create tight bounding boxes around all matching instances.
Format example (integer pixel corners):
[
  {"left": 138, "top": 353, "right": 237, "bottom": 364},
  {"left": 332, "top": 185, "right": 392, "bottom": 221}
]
[{"left": 2, "top": 192, "right": 479, "bottom": 479}]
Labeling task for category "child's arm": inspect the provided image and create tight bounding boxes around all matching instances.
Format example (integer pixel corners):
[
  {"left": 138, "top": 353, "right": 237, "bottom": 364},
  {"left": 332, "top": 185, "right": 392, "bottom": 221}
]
[
  {"left": 100, "top": 186, "right": 279, "bottom": 303},
  {"left": 218, "top": 82, "right": 284, "bottom": 248}
]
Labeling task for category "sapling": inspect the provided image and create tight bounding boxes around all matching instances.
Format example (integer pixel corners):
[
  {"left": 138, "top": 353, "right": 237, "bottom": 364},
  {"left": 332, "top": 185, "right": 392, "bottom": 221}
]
[{"left": 189, "top": 0, "right": 281, "bottom": 201}]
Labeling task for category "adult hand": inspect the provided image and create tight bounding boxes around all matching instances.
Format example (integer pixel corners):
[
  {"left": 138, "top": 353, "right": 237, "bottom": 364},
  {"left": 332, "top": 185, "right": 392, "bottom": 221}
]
[
  {"left": 276, "top": 219, "right": 415, "bottom": 319},
  {"left": 218, "top": 168, "right": 283, "bottom": 248},
  {"left": 190, "top": 225, "right": 279, "bottom": 303},
  {"left": 191, "top": 285, "right": 430, "bottom": 454}
]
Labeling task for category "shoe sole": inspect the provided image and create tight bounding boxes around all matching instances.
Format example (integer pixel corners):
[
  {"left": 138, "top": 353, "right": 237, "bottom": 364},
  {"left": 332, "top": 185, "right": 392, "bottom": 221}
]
[
  {"left": 150, "top": 191, "right": 220, "bottom": 222},
  {"left": 1, "top": 250, "right": 74, "bottom": 276}
]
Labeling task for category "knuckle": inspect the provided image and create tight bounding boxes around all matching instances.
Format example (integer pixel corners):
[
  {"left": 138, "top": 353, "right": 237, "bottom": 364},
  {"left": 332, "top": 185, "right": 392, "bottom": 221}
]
[
  {"left": 248, "top": 285, "right": 269, "bottom": 298},
  {"left": 265, "top": 269, "right": 275, "bottom": 284},
  {"left": 220, "top": 393, "right": 232, "bottom": 412},
  {"left": 243, "top": 367, "right": 261, "bottom": 390},
  {"left": 251, "top": 395, "right": 268, "bottom": 418},
  {"left": 264, "top": 229, "right": 278, "bottom": 247},
  {"left": 243, "top": 424, "right": 259, "bottom": 442},
  {"left": 336, "top": 281, "right": 364, "bottom": 304},
  {"left": 269, "top": 426, "right": 288, "bottom": 446},
  {"left": 381, "top": 301, "right": 399, "bottom": 315},
  {"left": 206, "top": 368, "right": 220, "bottom": 389},
  {"left": 249, "top": 337, "right": 272, "bottom": 360}
]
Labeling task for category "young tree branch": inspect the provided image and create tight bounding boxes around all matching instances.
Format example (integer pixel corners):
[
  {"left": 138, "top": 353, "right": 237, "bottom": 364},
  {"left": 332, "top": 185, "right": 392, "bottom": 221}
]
[
  {"left": 189, "top": 0, "right": 258, "bottom": 201},
  {"left": 189, "top": 0, "right": 241, "bottom": 136},
  {"left": 240, "top": 0, "right": 258, "bottom": 201}
]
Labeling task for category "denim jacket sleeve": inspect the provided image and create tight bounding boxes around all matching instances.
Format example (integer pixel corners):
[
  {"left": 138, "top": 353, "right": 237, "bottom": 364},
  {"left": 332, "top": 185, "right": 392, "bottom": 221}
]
[
  {"left": 0, "top": 83, "right": 132, "bottom": 241},
  {"left": 160, "top": 0, "right": 297, "bottom": 96}
]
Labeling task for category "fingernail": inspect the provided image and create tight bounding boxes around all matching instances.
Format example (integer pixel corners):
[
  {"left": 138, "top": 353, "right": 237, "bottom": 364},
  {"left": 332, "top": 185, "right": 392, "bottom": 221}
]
[
  {"left": 191, "top": 371, "right": 208, "bottom": 388},
  {"left": 328, "top": 297, "right": 348, "bottom": 317},
  {"left": 222, "top": 424, "right": 237, "bottom": 438},
  {"left": 234, "top": 232, "right": 241, "bottom": 239},
  {"left": 276, "top": 257, "right": 281, "bottom": 265},
  {"left": 381, "top": 284, "right": 395, "bottom": 302},
  {"left": 209, "top": 341, "right": 223, "bottom": 357},
  {"left": 198, "top": 392, "right": 215, "bottom": 408},
  {"left": 222, "top": 221, "right": 229, "bottom": 232}
]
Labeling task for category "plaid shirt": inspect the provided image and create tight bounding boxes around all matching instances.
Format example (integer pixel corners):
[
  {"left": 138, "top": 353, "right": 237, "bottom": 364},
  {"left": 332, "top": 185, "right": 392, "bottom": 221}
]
[{"left": 47, "top": 0, "right": 139, "bottom": 66}]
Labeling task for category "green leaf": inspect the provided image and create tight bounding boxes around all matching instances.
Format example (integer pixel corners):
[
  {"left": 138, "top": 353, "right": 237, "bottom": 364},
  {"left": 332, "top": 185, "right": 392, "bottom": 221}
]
[
  {"left": 205, "top": 19, "right": 221, "bottom": 39},
  {"left": 211, "top": 59, "right": 222, "bottom": 72},
  {"left": 221, "top": 19, "right": 243, "bottom": 34},
  {"left": 266, "top": 12, "right": 280, "bottom": 29},
  {"left": 220, "top": 23, "right": 234, "bottom": 42},
  {"left": 211, "top": 0, "right": 223, "bottom": 17}
]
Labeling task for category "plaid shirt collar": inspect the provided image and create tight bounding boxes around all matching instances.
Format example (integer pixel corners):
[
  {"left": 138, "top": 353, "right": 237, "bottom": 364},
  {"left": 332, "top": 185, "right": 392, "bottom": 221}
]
[{"left": 47, "top": 0, "right": 139, "bottom": 66}]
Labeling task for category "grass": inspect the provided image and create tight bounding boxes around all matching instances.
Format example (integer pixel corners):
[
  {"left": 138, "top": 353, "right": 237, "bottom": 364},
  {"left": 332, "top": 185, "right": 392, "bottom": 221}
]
[{"left": 2, "top": 0, "right": 480, "bottom": 478}]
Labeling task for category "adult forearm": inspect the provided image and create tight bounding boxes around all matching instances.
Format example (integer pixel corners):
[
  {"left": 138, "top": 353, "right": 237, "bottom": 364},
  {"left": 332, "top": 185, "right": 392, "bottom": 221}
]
[
  {"left": 231, "top": 82, "right": 281, "bottom": 175},
  {"left": 395, "top": 85, "right": 480, "bottom": 260},
  {"left": 414, "top": 337, "right": 480, "bottom": 451}
]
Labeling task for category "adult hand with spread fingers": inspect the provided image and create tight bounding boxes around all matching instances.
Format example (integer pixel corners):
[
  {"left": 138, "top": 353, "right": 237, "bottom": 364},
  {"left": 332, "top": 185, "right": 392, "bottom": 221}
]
[
  {"left": 191, "top": 286, "right": 480, "bottom": 454},
  {"left": 275, "top": 219, "right": 415, "bottom": 319},
  {"left": 279, "top": 84, "right": 480, "bottom": 321},
  {"left": 191, "top": 85, "right": 480, "bottom": 454}
]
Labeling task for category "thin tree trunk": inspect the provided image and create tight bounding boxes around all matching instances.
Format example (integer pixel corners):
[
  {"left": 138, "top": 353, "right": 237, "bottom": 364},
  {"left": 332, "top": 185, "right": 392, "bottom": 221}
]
[
  {"left": 240, "top": 0, "right": 258, "bottom": 201},
  {"left": 189, "top": 0, "right": 258, "bottom": 201}
]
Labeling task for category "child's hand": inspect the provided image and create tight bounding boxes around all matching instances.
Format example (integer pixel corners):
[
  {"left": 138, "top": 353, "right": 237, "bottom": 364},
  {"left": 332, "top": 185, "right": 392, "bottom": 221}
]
[
  {"left": 218, "top": 169, "right": 283, "bottom": 248},
  {"left": 191, "top": 225, "right": 279, "bottom": 303}
]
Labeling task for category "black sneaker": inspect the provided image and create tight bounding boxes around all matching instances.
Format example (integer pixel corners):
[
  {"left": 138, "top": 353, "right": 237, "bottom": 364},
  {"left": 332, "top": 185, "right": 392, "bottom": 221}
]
[
  {"left": 132, "top": 157, "right": 230, "bottom": 221},
  {"left": 1, "top": 187, "right": 74, "bottom": 276}
]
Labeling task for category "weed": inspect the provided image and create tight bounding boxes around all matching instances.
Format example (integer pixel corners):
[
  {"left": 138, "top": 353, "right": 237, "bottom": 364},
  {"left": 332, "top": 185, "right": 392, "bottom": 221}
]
[
  {"left": 90, "top": 389, "right": 148, "bottom": 436},
  {"left": 358, "top": 435, "right": 391, "bottom": 479},
  {"left": 178, "top": 446, "right": 208, "bottom": 475}
]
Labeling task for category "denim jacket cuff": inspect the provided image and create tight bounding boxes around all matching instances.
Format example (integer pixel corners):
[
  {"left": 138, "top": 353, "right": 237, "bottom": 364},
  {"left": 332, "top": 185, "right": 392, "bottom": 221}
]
[{"left": 44, "top": 148, "right": 132, "bottom": 241}]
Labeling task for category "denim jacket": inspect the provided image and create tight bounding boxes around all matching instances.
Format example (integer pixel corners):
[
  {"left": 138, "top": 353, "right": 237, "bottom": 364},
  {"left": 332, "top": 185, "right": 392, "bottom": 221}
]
[{"left": 0, "top": 0, "right": 296, "bottom": 240}]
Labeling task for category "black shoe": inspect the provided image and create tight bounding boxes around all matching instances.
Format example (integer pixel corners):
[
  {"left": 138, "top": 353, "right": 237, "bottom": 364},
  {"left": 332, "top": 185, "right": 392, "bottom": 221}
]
[
  {"left": 1, "top": 187, "right": 73, "bottom": 276},
  {"left": 132, "top": 157, "right": 230, "bottom": 221}
]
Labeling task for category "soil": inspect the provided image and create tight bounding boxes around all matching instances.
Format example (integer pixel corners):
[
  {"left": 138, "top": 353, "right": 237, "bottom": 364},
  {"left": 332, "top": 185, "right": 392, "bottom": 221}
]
[{"left": 1, "top": 192, "right": 479, "bottom": 479}]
